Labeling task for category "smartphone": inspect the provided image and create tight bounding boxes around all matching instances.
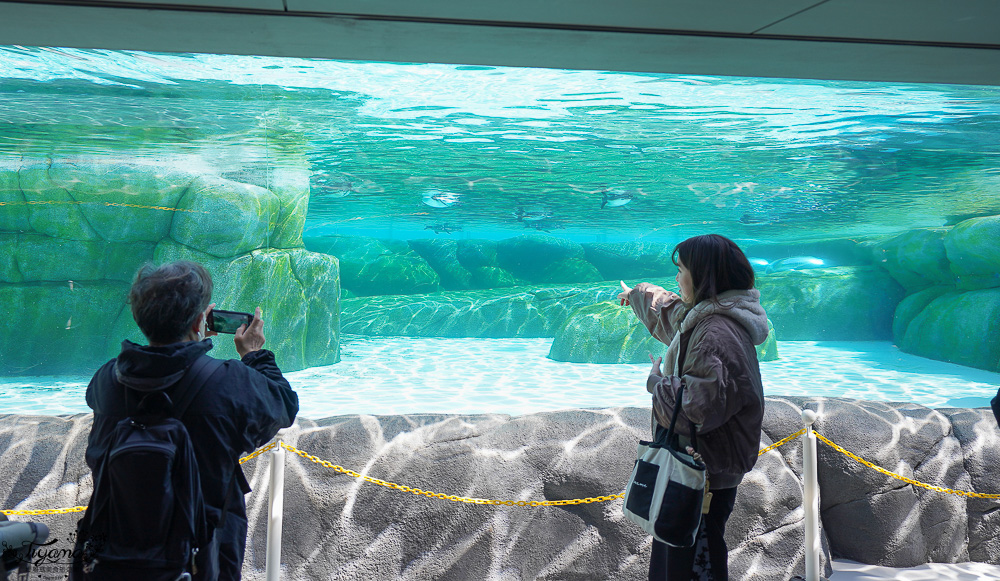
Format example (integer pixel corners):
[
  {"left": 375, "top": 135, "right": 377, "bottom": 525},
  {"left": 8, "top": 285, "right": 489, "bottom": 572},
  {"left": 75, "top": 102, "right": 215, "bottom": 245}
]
[{"left": 208, "top": 309, "right": 253, "bottom": 334}]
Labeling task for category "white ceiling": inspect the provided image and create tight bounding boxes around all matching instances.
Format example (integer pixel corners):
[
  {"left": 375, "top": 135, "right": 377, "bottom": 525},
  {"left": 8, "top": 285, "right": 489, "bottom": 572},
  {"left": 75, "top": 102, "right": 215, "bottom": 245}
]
[{"left": 1, "top": 0, "right": 998, "bottom": 84}]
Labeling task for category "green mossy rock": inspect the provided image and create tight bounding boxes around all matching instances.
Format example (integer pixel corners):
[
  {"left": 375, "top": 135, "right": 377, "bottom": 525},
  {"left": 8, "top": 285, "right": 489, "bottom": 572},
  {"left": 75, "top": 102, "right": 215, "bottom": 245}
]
[
  {"left": 892, "top": 286, "right": 956, "bottom": 344},
  {"left": 305, "top": 235, "right": 439, "bottom": 296},
  {"left": 873, "top": 229, "right": 954, "bottom": 291},
  {"left": 547, "top": 300, "right": 779, "bottom": 364},
  {"left": 944, "top": 215, "right": 1000, "bottom": 291},
  {"left": 109, "top": 303, "right": 147, "bottom": 360},
  {"left": 0, "top": 281, "right": 130, "bottom": 374},
  {"left": 758, "top": 319, "right": 778, "bottom": 362},
  {"left": 0, "top": 234, "right": 21, "bottom": 283},
  {"left": 408, "top": 239, "right": 472, "bottom": 290},
  {"left": 287, "top": 249, "right": 341, "bottom": 365},
  {"left": 20, "top": 166, "right": 100, "bottom": 241},
  {"left": 259, "top": 167, "right": 309, "bottom": 249},
  {"left": 547, "top": 300, "right": 656, "bottom": 363},
  {"left": 305, "top": 235, "right": 382, "bottom": 281},
  {"left": 48, "top": 162, "right": 194, "bottom": 243},
  {"left": 581, "top": 242, "right": 676, "bottom": 280},
  {"left": 340, "top": 283, "right": 621, "bottom": 337},
  {"left": 901, "top": 288, "right": 1000, "bottom": 372},
  {"left": 757, "top": 266, "right": 905, "bottom": 340},
  {"left": 0, "top": 169, "right": 30, "bottom": 232},
  {"left": 6, "top": 233, "right": 154, "bottom": 282},
  {"left": 358, "top": 255, "right": 439, "bottom": 296},
  {"left": 496, "top": 234, "right": 585, "bottom": 282},
  {"left": 457, "top": 240, "right": 499, "bottom": 269},
  {"left": 171, "top": 176, "right": 279, "bottom": 258},
  {"left": 154, "top": 241, "right": 340, "bottom": 370},
  {"left": 469, "top": 266, "right": 521, "bottom": 289},
  {"left": 542, "top": 257, "right": 603, "bottom": 284}
]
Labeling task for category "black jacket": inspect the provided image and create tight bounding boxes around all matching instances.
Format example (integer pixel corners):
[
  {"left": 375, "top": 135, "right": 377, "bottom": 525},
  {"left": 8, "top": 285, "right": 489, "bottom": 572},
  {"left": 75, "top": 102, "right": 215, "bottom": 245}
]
[{"left": 85, "top": 339, "right": 299, "bottom": 538}]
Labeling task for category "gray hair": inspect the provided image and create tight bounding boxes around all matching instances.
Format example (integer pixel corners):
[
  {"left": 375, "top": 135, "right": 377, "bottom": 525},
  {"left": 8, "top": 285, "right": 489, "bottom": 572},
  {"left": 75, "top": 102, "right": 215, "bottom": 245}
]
[{"left": 128, "top": 261, "right": 213, "bottom": 344}]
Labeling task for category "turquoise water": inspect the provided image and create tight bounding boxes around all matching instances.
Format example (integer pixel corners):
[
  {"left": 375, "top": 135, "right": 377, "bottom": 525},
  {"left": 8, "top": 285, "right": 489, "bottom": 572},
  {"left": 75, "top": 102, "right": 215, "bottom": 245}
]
[
  {"left": 2, "top": 339, "right": 998, "bottom": 416},
  {"left": 3, "top": 47, "right": 1000, "bottom": 242},
  {"left": 1, "top": 45, "right": 999, "bottom": 414}
]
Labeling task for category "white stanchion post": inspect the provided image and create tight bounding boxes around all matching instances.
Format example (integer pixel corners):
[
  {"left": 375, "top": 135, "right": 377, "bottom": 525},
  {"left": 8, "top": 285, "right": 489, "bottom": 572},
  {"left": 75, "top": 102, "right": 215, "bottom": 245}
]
[
  {"left": 801, "top": 409, "right": 821, "bottom": 581},
  {"left": 265, "top": 444, "right": 286, "bottom": 581}
]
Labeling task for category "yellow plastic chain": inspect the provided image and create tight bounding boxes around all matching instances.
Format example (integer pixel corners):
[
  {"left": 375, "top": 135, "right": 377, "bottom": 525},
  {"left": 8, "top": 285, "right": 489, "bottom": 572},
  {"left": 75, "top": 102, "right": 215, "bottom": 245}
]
[
  {"left": 274, "top": 431, "right": 808, "bottom": 508},
  {"left": 0, "top": 200, "right": 206, "bottom": 213},
  {"left": 813, "top": 432, "right": 1000, "bottom": 500},
  {"left": 759, "top": 428, "right": 807, "bottom": 456},
  {"left": 1, "top": 506, "right": 87, "bottom": 516},
  {"left": 239, "top": 441, "right": 278, "bottom": 464},
  {"left": 6, "top": 427, "right": 996, "bottom": 516},
  {"left": 277, "top": 442, "right": 623, "bottom": 506}
]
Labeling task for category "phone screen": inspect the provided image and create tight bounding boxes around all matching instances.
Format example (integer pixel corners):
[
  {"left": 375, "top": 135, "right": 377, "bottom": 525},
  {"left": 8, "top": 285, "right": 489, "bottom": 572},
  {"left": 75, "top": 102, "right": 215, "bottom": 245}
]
[{"left": 208, "top": 309, "right": 252, "bottom": 334}]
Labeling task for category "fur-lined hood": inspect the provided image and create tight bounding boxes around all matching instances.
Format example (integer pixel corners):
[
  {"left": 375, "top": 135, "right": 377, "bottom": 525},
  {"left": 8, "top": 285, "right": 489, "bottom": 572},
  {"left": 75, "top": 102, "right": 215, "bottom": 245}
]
[{"left": 676, "top": 289, "right": 769, "bottom": 346}]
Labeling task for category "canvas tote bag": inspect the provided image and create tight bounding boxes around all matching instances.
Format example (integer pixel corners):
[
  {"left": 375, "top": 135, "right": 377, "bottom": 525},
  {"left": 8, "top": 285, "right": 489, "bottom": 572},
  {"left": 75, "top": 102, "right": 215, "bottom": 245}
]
[
  {"left": 622, "top": 330, "right": 706, "bottom": 547},
  {"left": 622, "top": 382, "right": 706, "bottom": 546}
]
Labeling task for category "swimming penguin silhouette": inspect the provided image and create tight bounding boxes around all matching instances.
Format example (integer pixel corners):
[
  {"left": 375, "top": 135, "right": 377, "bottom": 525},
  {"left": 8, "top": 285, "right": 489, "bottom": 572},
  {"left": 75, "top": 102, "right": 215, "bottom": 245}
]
[
  {"left": 600, "top": 187, "right": 636, "bottom": 209},
  {"left": 513, "top": 205, "right": 552, "bottom": 222},
  {"left": 425, "top": 223, "right": 463, "bottom": 234},
  {"left": 422, "top": 189, "right": 461, "bottom": 208}
]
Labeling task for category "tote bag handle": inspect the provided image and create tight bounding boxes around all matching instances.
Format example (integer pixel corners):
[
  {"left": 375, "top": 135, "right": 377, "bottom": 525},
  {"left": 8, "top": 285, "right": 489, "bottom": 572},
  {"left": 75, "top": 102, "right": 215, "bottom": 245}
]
[{"left": 659, "top": 330, "right": 697, "bottom": 451}]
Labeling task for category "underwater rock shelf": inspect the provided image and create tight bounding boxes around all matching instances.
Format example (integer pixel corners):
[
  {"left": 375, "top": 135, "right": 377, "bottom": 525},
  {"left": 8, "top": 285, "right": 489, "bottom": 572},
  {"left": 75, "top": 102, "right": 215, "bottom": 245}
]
[
  {"left": 323, "top": 215, "right": 1000, "bottom": 373},
  {"left": 339, "top": 266, "right": 901, "bottom": 356},
  {"left": 0, "top": 161, "right": 341, "bottom": 374},
  {"left": 2, "top": 397, "right": 997, "bottom": 580}
]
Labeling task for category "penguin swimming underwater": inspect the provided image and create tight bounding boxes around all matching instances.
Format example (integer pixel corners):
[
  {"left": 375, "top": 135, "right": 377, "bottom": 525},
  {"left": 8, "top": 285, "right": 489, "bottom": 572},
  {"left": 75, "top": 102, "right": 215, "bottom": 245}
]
[
  {"left": 513, "top": 205, "right": 553, "bottom": 222},
  {"left": 425, "top": 223, "right": 463, "bottom": 234},
  {"left": 600, "top": 187, "right": 637, "bottom": 209},
  {"left": 422, "top": 189, "right": 462, "bottom": 208}
]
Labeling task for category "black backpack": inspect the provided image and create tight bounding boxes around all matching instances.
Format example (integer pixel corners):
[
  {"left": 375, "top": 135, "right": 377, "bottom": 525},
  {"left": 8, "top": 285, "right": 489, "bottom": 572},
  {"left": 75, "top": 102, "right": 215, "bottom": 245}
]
[{"left": 73, "top": 355, "right": 223, "bottom": 581}]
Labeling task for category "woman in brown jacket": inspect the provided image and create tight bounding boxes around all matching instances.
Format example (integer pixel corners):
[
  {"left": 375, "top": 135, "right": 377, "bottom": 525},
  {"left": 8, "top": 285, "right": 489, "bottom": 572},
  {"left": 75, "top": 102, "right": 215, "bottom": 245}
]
[{"left": 618, "top": 234, "right": 769, "bottom": 581}]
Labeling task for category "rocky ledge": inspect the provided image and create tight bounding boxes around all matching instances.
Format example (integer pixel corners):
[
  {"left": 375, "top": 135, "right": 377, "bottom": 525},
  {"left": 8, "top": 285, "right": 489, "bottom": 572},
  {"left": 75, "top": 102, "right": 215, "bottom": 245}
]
[{"left": 2, "top": 397, "right": 998, "bottom": 580}]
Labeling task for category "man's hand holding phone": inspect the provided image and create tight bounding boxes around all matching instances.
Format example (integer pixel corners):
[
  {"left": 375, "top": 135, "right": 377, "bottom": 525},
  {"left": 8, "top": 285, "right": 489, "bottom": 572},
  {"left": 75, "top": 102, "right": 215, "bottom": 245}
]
[{"left": 234, "top": 307, "right": 265, "bottom": 358}]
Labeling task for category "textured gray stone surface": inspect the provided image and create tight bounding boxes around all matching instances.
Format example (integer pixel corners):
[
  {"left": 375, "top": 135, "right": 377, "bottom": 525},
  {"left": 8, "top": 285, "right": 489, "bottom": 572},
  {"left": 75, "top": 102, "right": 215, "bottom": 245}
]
[
  {"left": 767, "top": 397, "right": 1000, "bottom": 567},
  {"left": 4, "top": 398, "right": 997, "bottom": 579}
]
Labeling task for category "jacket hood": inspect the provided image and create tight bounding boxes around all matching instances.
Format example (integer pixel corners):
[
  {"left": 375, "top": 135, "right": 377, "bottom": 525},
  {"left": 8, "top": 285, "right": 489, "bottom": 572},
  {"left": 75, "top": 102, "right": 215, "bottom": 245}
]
[
  {"left": 679, "top": 289, "right": 769, "bottom": 346},
  {"left": 115, "top": 339, "right": 214, "bottom": 392}
]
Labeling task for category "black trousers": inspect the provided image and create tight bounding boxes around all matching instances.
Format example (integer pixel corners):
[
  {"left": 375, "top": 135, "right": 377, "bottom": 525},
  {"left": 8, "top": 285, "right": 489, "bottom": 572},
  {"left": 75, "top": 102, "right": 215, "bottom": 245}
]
[
  {"left": 194, "top": 505, "right": 248, "bottom": 580},
  {"left": 648, "top": 486, "right": 739, "bottom": 581},
  {"left": 216, "top": 510, "right": 249, "bottom": 580}
]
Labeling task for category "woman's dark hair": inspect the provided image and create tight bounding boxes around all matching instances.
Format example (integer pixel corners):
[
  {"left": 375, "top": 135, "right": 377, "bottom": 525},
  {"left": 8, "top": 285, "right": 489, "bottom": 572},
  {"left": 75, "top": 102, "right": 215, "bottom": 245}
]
[
  {"left": 129, "top": 261, "right": 213, "bottom": 344},
  {"left": 672, "top": 234, "right": 755, "bottom": 305}
]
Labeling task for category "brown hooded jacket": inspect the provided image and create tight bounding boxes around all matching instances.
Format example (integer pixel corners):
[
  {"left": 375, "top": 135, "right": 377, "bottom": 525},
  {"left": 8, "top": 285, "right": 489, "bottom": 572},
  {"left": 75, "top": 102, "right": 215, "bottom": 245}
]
[{"left": 627, "top": 282, "right": 769, "bottom": 489}]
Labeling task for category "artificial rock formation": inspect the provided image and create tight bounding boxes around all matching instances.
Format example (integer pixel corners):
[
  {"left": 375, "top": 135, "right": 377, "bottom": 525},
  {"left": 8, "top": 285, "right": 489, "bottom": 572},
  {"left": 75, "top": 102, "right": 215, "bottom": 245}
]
[
  {"left": 340, "top": 283, "right": 620, "bottom": 338},
  {"left": 878, "top": 215, "right": 1000, "bottom": 372},
  {"left": 547, "top": 300, "right": 778, "bottom": 364},
  {"left": 3, "top": 398, "right": 998, "bottom": 580},
  {"left": 339, "top": 268, "right": 900, "bottom": 356},
  {"left": 754, "top": 266, "right": 905, "bottom": 341},
  {"left": 0, "top": 161, "right": 340, "bottom": 374}
]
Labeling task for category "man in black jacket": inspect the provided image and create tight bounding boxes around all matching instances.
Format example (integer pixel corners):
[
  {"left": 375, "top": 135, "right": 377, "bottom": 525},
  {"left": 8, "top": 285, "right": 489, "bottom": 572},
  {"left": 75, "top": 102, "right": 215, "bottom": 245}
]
[{"left": 84, "top": 261, "right": 299, "bottom": 580}]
